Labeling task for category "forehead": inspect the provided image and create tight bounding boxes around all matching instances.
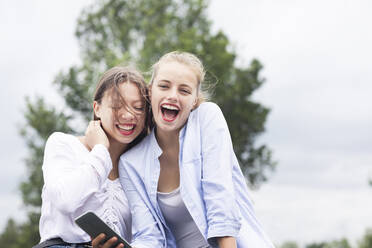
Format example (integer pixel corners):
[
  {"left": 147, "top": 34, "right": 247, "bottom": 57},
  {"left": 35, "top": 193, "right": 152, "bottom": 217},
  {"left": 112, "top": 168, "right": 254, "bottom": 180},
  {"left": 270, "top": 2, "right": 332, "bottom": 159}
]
[
  {"left": 104, "top": 82, "right": 143, "bottom": 104},
  {"left": 155, "top": 61, "right": 198, "bottom": 87}
]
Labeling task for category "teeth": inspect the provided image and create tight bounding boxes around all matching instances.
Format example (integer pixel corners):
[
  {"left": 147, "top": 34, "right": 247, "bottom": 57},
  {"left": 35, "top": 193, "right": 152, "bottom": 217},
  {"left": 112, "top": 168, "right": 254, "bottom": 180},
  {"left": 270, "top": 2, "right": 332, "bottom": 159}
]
[
  {"left": 118, "top": 124, "right": 134, "bottom": 131},
  {"left": 162, "top": 104, "right": 179, "bottom": 111}
]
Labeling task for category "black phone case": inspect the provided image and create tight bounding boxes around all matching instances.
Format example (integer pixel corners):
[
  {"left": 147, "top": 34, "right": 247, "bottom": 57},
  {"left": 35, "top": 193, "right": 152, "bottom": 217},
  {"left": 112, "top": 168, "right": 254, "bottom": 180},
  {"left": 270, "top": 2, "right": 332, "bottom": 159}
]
[{"left": 75, "top": 211, "right": 132, "bottom": 248}]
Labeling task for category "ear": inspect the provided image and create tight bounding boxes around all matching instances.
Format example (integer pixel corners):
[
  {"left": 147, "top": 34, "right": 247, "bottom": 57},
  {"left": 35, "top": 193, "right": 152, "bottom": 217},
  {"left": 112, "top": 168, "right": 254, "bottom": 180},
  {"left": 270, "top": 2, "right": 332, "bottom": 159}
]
[
  {"left": 93, "top": 101, "right": 101, "bottom": 119},
  {"left": 191, "top": 97, "right": 198, "bottom": 110}
]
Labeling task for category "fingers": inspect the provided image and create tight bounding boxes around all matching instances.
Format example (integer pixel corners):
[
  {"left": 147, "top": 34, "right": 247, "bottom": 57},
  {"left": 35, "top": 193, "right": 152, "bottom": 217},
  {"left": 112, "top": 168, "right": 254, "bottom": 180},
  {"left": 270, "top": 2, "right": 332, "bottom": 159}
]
[
  {"left": 89, "top": 120, "right": 101, "bottom": 126},
  {"left": 91, "top": 234, "right": 123, "bottom": 248},
  {"left": 91, "top": 120, "right": 101, "bottom": 127},
  {"left": 86, "top": 120, "right": 101, "bottom": 133},
  {"left": 85, "top": 120, "right": 109, "bottom": 149},
  {"left": 86, "top": 120, "right": 98, "bottom": 132},
  {"left": 92, "top": 233, "right": 105, "bottom": 248},
  {"left": 101, "top": 236, "right": 122, "bottom": 248},
  {"left": 115, "top": 243, "right": 125, "bottom": 248},
  {"left": 93, "top": 120, "right": 104, "bottom": 132}
]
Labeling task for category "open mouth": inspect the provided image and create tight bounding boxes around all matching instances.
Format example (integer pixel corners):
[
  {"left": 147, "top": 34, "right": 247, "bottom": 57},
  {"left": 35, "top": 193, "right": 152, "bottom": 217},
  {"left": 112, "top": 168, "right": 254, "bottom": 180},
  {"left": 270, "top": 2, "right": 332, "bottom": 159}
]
[
  {"left": 161, "top": 103, "right": 180, "bottom": 122},
  {"left": 116, "top": 124, "right": 136, "bottom": 135}
]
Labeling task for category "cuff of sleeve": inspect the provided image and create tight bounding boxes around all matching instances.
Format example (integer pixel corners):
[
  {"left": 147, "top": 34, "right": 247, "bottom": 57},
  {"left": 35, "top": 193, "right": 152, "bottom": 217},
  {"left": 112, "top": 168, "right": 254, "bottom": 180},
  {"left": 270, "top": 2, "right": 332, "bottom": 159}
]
[
  {"left": 207, "top": 221, "right": 241, "bottom": 240},
  {"left": 89, "top": 144, "right": 112, "bottom": 186}
]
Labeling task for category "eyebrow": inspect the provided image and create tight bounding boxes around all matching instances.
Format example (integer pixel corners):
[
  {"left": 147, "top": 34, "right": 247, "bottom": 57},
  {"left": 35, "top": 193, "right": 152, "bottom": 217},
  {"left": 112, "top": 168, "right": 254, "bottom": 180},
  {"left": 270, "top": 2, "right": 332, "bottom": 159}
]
[
  {"left": 179, "top": 83, "right": 192, "bottom": 89},
  {"left": 157, "top": 79, "right": 193, "bottom": 89},
  {"left": 157, "top": 79, "right": 171, "bottom": 84}
]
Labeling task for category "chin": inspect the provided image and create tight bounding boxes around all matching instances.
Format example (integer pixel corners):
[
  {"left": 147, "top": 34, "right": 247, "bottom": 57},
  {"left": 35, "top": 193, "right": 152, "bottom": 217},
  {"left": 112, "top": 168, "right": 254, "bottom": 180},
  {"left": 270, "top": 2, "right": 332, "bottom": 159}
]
[
  {"left": 157, "top": 120, "right": 184, "bottom": 133},
  {"left": 112, "top": 133, "right": 135, "bottom": 145}
]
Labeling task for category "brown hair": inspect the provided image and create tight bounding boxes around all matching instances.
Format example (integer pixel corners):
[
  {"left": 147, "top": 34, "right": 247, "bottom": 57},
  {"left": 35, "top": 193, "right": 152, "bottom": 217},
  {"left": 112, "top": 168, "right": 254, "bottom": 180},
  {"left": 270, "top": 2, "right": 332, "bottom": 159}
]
[
  {"left": 93, "top": 66, "right": 151, "bottom": 148},
  {"left": 149, "top": 51, "right": 209, "bottom": 107}
]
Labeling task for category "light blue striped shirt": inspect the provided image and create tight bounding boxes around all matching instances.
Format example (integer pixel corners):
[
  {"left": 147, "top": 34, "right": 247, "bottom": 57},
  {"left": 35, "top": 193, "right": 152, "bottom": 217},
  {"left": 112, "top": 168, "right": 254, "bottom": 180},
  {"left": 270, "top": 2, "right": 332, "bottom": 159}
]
[{"left": 119, "top": 102, "right": 274, "bottom": 248}]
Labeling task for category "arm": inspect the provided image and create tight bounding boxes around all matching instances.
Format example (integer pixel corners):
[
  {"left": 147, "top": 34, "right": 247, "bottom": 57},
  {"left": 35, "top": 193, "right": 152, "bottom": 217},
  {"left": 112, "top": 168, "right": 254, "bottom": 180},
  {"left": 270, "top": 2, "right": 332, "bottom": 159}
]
[
  {"left": 218, "top": 236, "right": 237, "bottom": 248},
  {"left": 119, "top": 160, "right": 165, "bottom": 248},
  {"left": 42, "top": 132, "right": 112, "bottom": 213},
  {"left": 200, "top": 103, "right": 241, "bottom": 243}
]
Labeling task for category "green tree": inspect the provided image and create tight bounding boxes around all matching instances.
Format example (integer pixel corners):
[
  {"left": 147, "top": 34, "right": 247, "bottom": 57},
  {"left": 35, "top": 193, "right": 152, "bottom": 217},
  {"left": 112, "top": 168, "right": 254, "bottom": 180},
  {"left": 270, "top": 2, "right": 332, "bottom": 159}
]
[
  {"left": 359, "top": 229, "right": 372, "bottom": 248},
  {"left": 325, "top": 238, "right": 352, "bottom": 248},
  {"left": 11, "top": 98, "right": 73, "bottom": 244},
  {"left": 306, "top": 243, "right": 327, "bottom": 248},
  {"left": 305, "top": 238, "right": 352, "bottom": 248},
  {"left": 280, "top": 241, "right": 300, "bottom": 248},
  {"left": 0, "top": 219, "right": 19, "bottom": 248},
  {"left": 1, "top": 0, "right": 275, "bottom": 246},
  {"left": 61, "top": 0, "right": 275, "bottom": 185}
]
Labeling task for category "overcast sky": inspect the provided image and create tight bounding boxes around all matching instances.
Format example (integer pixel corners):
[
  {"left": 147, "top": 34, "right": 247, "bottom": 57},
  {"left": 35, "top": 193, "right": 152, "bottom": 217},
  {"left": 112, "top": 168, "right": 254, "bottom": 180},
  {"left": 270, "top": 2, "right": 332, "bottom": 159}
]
[{"left": 1, "top": 0, "right": 371, "bottom": 246}]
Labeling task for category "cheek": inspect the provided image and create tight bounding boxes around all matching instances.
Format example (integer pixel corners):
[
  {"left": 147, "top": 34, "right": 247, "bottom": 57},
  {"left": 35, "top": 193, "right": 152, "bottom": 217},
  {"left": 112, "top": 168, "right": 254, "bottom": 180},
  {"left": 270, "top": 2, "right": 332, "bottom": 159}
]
[
  {"left": 101, "top": 110, "right": 115, "bottom": 125},
  {"left": 187, "top": 96, "right": 197, "bottom": 110},
  {"left": 137, "top": 113, "right": 146, "bottom": 128},
  {"left": 151, "top": 99, "right": 157, "bottom": 110},
  {"left": 150, "top": 97, "right": 159, "bottom": 116},
  {"left": 149, "top": 92, "right": 155, "bottom": 106}
]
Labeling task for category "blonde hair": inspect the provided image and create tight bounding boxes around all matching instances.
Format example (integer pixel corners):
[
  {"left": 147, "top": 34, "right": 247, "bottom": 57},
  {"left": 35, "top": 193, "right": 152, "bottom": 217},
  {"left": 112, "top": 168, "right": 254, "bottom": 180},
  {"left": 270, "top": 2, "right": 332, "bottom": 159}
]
[{"left": 150, "top": 51, "right": 209, "bottom": 107}]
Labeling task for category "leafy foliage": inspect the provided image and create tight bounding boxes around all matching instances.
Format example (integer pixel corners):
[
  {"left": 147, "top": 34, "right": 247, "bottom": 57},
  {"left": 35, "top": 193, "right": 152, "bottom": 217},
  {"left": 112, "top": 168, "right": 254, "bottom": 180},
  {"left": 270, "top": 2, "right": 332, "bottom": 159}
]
[
  {"left": 359, "top": 229, "right": 372, "bottom": 248},
  {"left": 279, "top": 238, "right": 354, "bottom": 248},
  {"left": 280, "top": 241, "right": 300, "bottom": 248}
]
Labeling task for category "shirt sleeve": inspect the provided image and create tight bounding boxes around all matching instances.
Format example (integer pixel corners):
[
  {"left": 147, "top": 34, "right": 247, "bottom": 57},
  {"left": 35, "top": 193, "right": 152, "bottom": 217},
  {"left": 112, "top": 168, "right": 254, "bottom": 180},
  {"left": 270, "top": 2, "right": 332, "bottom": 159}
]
[
  {"left": 42, "top": 133, "right": 112, "bottom": 214},
  {"left": 199, "top": 103, "right": 242, "bottom": 240},
  {"left": 119, "top": 159, "right": 165, "bottom": 248}
]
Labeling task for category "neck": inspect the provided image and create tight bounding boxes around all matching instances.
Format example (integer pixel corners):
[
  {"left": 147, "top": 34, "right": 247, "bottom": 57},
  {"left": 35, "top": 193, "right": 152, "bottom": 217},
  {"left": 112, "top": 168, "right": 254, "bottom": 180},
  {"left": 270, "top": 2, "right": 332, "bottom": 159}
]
[
  {"left": 107, "top": 138, "right": 128, "bottom": 180},
  {"left": 155, "top": 127, "right": 180, "bottom": 151}
]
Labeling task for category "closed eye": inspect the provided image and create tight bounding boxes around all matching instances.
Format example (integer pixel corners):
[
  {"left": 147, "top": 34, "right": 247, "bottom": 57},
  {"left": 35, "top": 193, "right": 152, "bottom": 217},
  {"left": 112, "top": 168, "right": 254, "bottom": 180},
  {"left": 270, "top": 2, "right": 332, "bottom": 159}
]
[
  {"left": 180, "top": 89, "right": 191, "bottom": 94},
  {"left": 133, "top": 106, "right": 144, "bottom": 112},
  {"left": 158, "top": 84, "right": 169, "bottom": 89}
]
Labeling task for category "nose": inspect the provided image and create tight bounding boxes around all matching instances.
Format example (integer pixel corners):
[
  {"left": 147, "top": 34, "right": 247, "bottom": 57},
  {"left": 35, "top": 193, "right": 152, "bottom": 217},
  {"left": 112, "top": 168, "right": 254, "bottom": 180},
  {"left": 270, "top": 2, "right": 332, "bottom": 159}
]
[
  {"left": 166, "top": 87, "right": 178, "bottom": 102},
  {"left": 118, "top": 107, "right": 135, "bottom": 122}
]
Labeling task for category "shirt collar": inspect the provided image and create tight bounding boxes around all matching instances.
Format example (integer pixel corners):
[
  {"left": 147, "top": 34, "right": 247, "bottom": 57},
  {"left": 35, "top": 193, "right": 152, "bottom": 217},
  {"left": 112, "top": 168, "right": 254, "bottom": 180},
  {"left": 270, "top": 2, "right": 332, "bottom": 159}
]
[
  {"left": 149, "top": 121, "right": 188, "bottom": 159},
  {"left": 149, "top": 129, "right": 162, "bottom": 159}
]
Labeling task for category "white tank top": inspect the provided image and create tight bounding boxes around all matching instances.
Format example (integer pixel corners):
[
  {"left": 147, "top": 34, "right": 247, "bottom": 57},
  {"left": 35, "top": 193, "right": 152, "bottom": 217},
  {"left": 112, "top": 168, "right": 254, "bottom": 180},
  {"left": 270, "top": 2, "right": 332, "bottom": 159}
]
[{"left": 157, "top": 187, "right": 210, "bottom": 248}]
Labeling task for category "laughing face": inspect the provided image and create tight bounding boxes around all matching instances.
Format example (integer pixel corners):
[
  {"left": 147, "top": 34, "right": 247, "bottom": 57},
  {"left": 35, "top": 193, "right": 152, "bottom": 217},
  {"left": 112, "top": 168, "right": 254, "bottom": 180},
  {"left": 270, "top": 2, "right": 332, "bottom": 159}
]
[
  {"left": 94, "top": 82, "right": 146, "bottom": 145},
  {"left": 150, "top": 61, "right": 198, "bottom": 133}
]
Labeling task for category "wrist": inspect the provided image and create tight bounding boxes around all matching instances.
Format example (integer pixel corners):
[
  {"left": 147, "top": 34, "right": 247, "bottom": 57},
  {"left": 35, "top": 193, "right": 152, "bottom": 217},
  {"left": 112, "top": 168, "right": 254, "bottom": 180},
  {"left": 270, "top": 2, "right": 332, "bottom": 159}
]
[{"left": 217, "top": 236, "right": 236, "bottom": 248}]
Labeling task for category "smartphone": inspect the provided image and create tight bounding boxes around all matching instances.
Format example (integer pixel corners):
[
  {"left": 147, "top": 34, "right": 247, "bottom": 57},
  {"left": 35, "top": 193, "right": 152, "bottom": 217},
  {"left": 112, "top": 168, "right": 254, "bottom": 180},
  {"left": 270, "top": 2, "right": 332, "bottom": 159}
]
[{"left": 75, "top": 211, "right": 132, "bottom": 248}]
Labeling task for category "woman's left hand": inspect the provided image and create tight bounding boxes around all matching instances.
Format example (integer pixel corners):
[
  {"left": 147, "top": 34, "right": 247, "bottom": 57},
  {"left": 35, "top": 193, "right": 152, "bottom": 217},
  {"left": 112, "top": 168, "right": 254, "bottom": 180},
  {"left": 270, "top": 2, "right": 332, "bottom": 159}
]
[{"left": 91, "top": 233, "right": 124, "bottom": 248}]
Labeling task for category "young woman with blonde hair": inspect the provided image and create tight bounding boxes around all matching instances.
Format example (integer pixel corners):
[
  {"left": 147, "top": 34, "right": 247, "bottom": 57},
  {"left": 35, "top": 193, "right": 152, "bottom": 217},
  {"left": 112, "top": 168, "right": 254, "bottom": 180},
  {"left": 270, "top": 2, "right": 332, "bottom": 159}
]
[{"left": 111, "top": 51, "right": 274, "bottom": 248}]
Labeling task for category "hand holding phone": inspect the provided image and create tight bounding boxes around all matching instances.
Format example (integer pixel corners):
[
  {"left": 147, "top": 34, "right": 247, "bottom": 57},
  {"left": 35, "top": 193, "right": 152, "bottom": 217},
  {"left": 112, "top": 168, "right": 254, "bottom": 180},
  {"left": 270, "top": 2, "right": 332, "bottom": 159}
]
[
  {"left": 92, "top": 233, "right": 124, "bottom": 248},
  {"left": 75, "top": 212, "right": 132, "bottom": 248}
]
